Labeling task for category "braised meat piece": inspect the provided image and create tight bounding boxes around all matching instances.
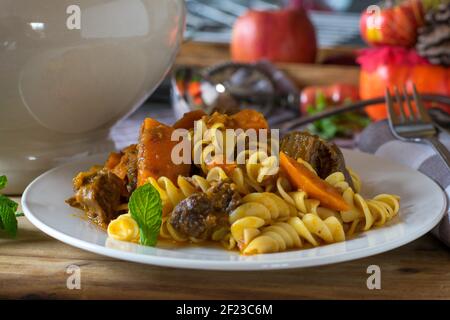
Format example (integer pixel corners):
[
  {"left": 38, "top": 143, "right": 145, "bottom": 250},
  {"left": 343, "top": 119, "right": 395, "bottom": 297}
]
[
  {"left": 168, "top": 182, "right": 241, "bottom": 239},
  {"left": 203, "top": 110, "right": 269, "bottom": 131},
  {"left": 107, "top": 144, "right": 138, "bottom": 193},
  {"left": 122, "top": 145, "right": 138, "bottom": 193},
  {"left": 280, "top": 131, "right": 354, "bottom": 189},
  {"left": 168, "top": 193, "right": 214, "bottom": 239},
  {"left": 66, "top": 167, "right": 127, "bottom": 228},
  {"left": 205, "top": 181, "right": 241, "bottom": 214}
]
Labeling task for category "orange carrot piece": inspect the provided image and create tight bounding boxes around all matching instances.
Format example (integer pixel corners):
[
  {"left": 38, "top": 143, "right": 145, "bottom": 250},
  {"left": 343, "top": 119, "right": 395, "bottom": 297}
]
[
  {"left": 105, "top": 152, "right": 122, "bottom": 170},
  {"left": 173, "top": 110, "right": 206, "bottom": 130},
  {"left": 279, "top": 152, "right": 349, "bottom": 211},
  {"left": 110, "top": 145, "right": 136, "bottom": 180},
  {"left": 137, "top": 118, "right": 191, "bottom": 186},
  {"left": 231, "top": 109, "right": 268, "bottom": 131}
]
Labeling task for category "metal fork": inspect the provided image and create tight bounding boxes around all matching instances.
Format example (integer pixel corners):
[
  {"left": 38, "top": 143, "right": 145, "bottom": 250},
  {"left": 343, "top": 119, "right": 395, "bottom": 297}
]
[{"left": 386, "top": 85, "right": 450, "bottom": 171}]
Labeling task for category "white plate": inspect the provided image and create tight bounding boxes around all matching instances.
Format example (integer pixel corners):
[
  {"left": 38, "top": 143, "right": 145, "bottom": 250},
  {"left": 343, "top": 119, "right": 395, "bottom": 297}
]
[{"left": 22, "top": 150, "right": 447, "bottom": 270}]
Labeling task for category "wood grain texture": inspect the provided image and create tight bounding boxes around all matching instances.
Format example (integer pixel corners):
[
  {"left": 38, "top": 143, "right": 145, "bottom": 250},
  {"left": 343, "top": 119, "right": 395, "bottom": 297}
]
[
  {"left": 1, "top": 198, "right": 449, "bottom": 300},
  {"left": 175, "top": 42, "right": 360, "bottom": 88}
]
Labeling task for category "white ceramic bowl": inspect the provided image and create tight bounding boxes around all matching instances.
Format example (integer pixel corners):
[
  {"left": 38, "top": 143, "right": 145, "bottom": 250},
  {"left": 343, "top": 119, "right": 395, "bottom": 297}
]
[{"left": 0, "top": 0, "right": 185, "bottom": 193}]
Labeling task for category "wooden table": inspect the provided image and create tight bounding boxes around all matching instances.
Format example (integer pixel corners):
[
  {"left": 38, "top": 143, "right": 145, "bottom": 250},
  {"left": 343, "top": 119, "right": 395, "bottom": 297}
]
[
  {"left": 1, "top": 197, "right": 449, "bottom": 300},
  {"left": 1, "top": 43, "right": 449, "bottom": 299}
]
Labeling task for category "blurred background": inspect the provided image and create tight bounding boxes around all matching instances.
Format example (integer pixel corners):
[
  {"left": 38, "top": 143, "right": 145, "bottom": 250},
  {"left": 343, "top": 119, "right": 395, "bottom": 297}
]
[
  {"left": 114, "top": 0, "right": 449, "bottom": 149},
  {"left": 184, "top": 0, "right": 367, "bottom": 46},
  {"left": 150, "top": 0, "right": 371, "bottom": 104}
]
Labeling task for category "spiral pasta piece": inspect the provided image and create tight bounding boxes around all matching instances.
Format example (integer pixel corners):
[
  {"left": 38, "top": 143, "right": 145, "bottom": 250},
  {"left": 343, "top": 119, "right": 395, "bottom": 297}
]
[
  {"left": 242, "top": 215, "right": 345, "bottom": 255},
  {"left": 227, "top": 191, "right": 295, "bottom": 251},
  {"left": 325, "top": 172, "right": 400, "bottom": 233},
  {"left": 230, "top": 216, "right": 265, "bottom": 249},
  {"left": 206, "top": 166, "right": 251, "bottom": 195},
  {"left": 243, "top": 222, "right": 301, "bottom": 254},
  {"left": 347, "top": 167, "right": 361, "bottom": 193},
  {"left": 107, "top": 213, "right": 140, "bottom": 243},
  {"left": 229, "top": 192, "right": 295, "bottom": 224},
  {"left": 191, "top": 119, "right": 227, "bottom": 174},
  {"left": 245, "top": 150, "right": 279, "bottom": 184},
  {"left": 148, "top": 175, "right": 206, "bottom": 215},
  {"left": 276, "top": 176, "right": 322, "bottom": 217}
]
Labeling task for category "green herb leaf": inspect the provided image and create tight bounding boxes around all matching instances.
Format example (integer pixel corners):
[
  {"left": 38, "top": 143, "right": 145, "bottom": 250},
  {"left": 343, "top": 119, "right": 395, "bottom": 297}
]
[
  {"left": 128, "top": 183, "right": 162, "bottom": 247},
  {"left": 0, "top": 176, "right": 7, "bottom": 190},
  {"left": 306, "top": 90, "right": 371, "bottom": 140},
  {"left": 0, "top": 195, "right": 18, "bottom": 237},
  {"left": 306, "top": 105, "right": 316, "bottom": 115},
  {"left": 315, "top": 92, "right": 327, "bottom": 111},
  {"left": 0, "top": 177, "right": 20, "bottom": 238}
]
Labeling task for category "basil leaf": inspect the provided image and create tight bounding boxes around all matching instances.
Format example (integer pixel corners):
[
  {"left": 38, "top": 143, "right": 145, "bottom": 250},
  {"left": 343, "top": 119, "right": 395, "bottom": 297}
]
[{"left": 128, "top": 183, "right": 162, "bottom": 246}]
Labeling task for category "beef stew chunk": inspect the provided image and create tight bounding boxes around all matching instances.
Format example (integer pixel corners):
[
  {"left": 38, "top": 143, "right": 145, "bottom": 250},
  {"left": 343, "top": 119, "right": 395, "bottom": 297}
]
[
  {"left": 280, "top": 131, "right": 354, "bottom": 189},
  {"left": 66, "top": 167, "right": 127, "bottom": 228},
  {"left": 109, "top": 144, "right": 138, "bottom": 193},
  {"left": 168, "top": 182, "right": 241, "bottom": 239},
  {"left": 205, "top": 181, "right": 241, "bottom": 214}
]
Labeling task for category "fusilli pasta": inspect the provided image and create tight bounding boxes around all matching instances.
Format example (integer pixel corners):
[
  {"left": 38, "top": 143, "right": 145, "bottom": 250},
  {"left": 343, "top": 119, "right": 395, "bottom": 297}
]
[
  {"left": 243, "top": 215, "right": 345, "bottom": 254},
  {"left": 107, "top": 213, "right": 140, "bottom": 243},
  {"left": 325, "top": 172, "right": 400, "bottom": 234}
]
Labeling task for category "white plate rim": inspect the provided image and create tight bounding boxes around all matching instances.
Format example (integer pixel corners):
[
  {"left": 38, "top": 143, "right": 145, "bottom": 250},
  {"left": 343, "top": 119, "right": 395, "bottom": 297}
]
[{"left": 22, "top": 150, "right": 448, "bottom": 271}]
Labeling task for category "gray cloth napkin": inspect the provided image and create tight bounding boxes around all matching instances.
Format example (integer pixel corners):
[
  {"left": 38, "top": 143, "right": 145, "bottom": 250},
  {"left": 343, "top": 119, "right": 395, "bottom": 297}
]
[{"left": 358, "top": 120, "right": 450, "bottom": 247}]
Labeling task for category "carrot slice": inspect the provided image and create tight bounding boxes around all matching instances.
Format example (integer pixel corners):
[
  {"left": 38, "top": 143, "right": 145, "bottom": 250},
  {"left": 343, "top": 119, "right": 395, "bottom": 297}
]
[
  {"left": 279, "top": 152, "right": 349, "bottom": 211},
  {"left": 110, "top": 145, "right": 137, "bottom": 181},
  {"left": 137, "top": 118, "right": 191, "bottom": 186},
  {"left": 231, "top": 109, "right": 268, "bottom": 131},
  {"left": 173, "top": 110, "right": 206, "bottom": 130},
  {"left": 104, "top": 152, "right": 122, "bottom": 170}
]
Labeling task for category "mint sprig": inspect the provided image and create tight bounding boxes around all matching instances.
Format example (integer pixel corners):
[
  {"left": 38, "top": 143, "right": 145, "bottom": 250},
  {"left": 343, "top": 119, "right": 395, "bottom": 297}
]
[
  {"left": 0, "top": 176, "right": 19, "bottom": 237},
  {"left": 128, "top": 183, "right": 162, "bottom": 246}
]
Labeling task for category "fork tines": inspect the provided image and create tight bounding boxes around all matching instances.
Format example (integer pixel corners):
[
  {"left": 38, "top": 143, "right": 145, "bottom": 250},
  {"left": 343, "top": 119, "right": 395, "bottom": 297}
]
[{"left": 386, "top": 84, "right": 433, "bottom": 125}]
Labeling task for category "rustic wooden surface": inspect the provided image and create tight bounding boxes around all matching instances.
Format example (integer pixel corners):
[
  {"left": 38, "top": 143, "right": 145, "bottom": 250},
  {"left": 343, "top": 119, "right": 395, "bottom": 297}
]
[
  {"left": 0, "top": 197, "right": 449, "bottom": 300},
  {"left": 176, "top": 42, "right": 360, "bottom": 87},
  {"left": 1, "top": 43, "right": 449, "bottom": 300}
]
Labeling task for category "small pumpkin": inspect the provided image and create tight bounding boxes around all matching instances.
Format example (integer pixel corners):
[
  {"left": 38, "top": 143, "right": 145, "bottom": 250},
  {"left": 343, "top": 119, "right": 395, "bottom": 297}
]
[{"left": 358, "top": 47, "right": 450, "bottom": 121}]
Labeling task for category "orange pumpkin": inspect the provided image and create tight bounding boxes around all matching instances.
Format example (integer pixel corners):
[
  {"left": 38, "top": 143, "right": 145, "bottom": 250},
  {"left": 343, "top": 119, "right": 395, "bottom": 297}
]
[{"left": 358, "top": 47, "right": 450, "bottom": 121}]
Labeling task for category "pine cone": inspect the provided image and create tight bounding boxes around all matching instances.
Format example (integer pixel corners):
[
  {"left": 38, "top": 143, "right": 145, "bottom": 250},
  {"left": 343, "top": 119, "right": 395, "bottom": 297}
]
[{"left": 416, "top": 3, "right": 450, "bottom": 66}]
